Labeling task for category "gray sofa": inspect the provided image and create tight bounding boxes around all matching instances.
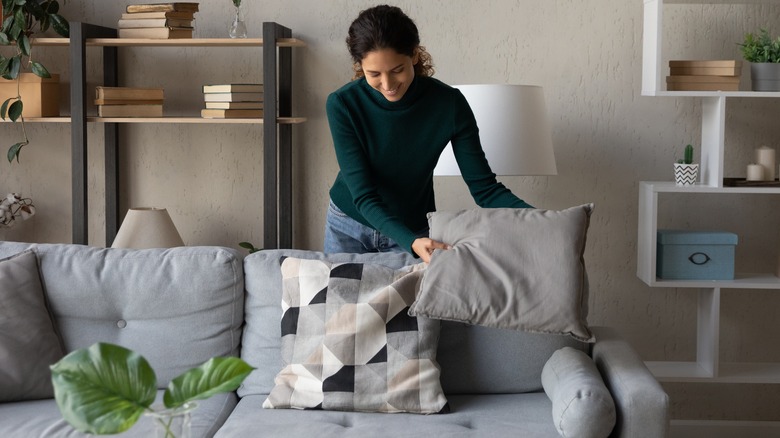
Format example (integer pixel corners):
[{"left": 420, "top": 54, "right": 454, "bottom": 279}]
[{"left": 0, "top": 242, "right": 669, "bottom": 437}]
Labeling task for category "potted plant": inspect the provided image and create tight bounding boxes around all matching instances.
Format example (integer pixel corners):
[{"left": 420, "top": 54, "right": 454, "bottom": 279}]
[
  {"left": 0, "top": 0, "right": 69, "bottom": 163},
  {"left": 739, "top": 28, "right": 780, "bottom": 91},
  {"left": 50, "top": 342, "right": 254, "bottom": 437},
  {"left": 674, "top": 144, "right": 698, "bottom": 186}
]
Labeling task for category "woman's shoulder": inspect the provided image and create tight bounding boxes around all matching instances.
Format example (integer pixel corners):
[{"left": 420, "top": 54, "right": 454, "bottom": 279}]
[{"left": 421, "top": 77, "right": 468, "bottom": 105}]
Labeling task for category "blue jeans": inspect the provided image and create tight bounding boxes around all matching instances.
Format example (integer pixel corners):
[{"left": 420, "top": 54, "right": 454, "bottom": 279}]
[{"left": 323, "top": 199, "right": 406, "bottom": 254}]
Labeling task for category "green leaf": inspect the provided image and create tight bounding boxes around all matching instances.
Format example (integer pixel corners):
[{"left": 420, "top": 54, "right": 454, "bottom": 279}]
[
  {"left": 0, "top": 97, "right": 13, "bottom": 119},
  {"left": 0, "top": 32, "right": 8, "bottom": 45},
  {"left": 8, "top": 54, "right": 20, "bottom": 78},
  {"left": 18, "top": 33, "right": 29, "bottom": 56},
  {"left": 12, "top": 6, "right": 24, "bottom": 30},
  {"left": 45, "top": 0, "right": 60, "bottom": 14},
  {"left": 7, "top": 141, "right": 24, "bottom": 163},
  {"left": 0, "top": 56, "right": 10, "bottom": 77},
  {"left": 14, "top": 0, "right": 26, "bottom": 6},
  {"left": 163, "top": 357, "right": 254, "bottom": 409},
  {"left": 8, "top": 99, "right": 22, "bottom": 121},
  {"left": 50, "top": 343, "right": 157, "bottom": 435},
  {"left": 1, "top": 15, "right": 13, "bottom": 34},
  {"left": 2, "top": 0, "right": 14, "bottom": 12},
  {"left": 238, "top": 241, "right": 261, "bottom": 253},
  {"left": 50, "top": 13, "right": 68, "bottom": 37},
  {"left": 30, "top": 61, "right": 50, "bottom": 78}
]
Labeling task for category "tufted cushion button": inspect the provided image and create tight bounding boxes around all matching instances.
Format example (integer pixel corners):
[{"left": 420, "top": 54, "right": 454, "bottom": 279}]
[{"left": 116, "top": 319, "right": 127, "bottom": 329}]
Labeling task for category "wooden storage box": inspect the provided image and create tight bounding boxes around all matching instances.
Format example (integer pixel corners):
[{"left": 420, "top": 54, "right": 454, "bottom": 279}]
[
  {"left": 0, "top": 73, "right": 60, "bottom": 117},
  {"left": 656, "top": 230, "right": 738, "bottom": 280}
]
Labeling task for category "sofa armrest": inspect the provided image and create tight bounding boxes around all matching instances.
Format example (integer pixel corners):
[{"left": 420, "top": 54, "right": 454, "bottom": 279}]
[{"left": 590, "top": 326, "right": 669, "bottom": 438}]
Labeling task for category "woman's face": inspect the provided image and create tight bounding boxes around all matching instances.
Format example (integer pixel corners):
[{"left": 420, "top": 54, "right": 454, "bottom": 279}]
[{"left": 360, "top": 48, "right": 418, "bottom": 102}]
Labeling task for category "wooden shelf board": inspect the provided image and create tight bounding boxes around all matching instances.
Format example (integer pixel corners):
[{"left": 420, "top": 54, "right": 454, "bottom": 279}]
[
  {"left": 89, "top": 116, "right": 307, "bottom": 124},
  {"left": 30, "top": 37, "right": 306, "bottom": 47},
  {"left": 646, "top": 361, "right": 780, "bottom": 383},
  {"left": 0, "top": 117, "right": 71, "bottom": 123},
  {"left": 2, "top": 116, "right": 307, "bottom": 124}
]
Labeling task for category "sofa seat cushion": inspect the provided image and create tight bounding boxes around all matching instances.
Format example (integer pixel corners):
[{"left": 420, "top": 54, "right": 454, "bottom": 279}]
[
  {"left": 219, "top": 393, "right": 559, "bottom": 437},
  {"left": 0, "top": 390, "right": 237, "bottom": 438}
]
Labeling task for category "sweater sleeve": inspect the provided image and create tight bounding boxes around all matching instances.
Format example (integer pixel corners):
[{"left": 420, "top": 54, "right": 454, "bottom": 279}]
[
  {"left": 326, "top": 92, "right": 419, "bottom": 251},
  {"left": 450, "top": 90, "right": 534, "bottom": 209}
]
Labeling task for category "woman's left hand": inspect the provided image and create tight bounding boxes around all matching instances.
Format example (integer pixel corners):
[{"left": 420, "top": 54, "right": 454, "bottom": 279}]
[{"left": 412, "top": 238, "right": 451, "bottom": 263}]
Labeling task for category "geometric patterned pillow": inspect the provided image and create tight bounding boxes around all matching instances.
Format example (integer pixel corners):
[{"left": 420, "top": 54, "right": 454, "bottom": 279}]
[{"left": 263, "top": 257, "right": 447, "bottom": 414}]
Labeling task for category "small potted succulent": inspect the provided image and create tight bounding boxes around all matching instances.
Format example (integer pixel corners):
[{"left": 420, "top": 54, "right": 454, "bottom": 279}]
[
  {"left": 674, "top": 144, "right": 698, "bottom": 186},
  {"left": 739, "top": 28, "right": 780, "bottom": 91}
]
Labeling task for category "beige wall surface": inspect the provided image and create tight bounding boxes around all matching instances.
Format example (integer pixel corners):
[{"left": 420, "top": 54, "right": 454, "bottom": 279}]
[{"left": 1, "top": 0, "right": 779, "bottom": 421}]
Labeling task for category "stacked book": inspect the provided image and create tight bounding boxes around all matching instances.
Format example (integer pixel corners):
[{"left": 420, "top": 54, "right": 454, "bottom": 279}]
[
  {"left": 118, "top": 2, "right": 199, "bottom": 39},
  {"left": 95, "top": 86, "right": 164, "bottom": 117},
  {"left": 201, "top": 84, "right": 264, "bottom": 119},
  {"left": 667, "top": 60, "right": 742, "bottom": 91}
]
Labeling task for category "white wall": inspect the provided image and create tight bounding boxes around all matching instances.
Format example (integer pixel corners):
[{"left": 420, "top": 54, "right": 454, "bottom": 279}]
[{"left": 1, "top": 0, "right": 779, "bottom": 421}]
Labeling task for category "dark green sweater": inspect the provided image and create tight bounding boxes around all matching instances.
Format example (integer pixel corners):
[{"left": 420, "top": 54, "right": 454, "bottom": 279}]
[{"left": 326, "top": 76, "right": 532, "bottom": 252}]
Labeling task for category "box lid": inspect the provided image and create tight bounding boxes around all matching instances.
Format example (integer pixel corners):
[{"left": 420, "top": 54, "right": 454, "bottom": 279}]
[{"left": 657, "top": 229, "right": 738, "bottom": 245}]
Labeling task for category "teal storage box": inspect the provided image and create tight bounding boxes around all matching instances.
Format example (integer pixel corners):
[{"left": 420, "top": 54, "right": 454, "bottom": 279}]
[{"left": 656, "top": 230, "right": 738, "bottom": 280}]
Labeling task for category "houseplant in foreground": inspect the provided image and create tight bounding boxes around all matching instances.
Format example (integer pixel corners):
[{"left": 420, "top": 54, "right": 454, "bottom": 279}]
[
  {"left": 0, "top": 0, "right": 69, "bottom": 163},
  {"left": 739, "top": 28, "right": 780, "bottom": 91},
  {"left": 673, "top": 144, "right": 698, "bottom": 186},
  {"left": 50, "top": 343, "right": 254, "bottom": 437}
]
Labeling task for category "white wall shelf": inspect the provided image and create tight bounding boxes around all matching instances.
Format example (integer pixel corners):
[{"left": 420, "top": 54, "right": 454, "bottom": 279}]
[{"left": 639, "top": 1, "right": 780, "bottom": 431}]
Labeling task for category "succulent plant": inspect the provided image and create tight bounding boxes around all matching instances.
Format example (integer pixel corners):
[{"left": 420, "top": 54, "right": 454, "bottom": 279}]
[{"left": 677, "top": 144, "right": 694, "bottom": 165}]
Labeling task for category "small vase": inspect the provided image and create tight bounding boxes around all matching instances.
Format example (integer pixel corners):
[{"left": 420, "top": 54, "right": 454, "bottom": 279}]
[
  {"left": 145, "top": 402, "right": 197, "bottom": 438},
  {"left": 228, "top": 5, "right": 248, "bottom": 39},
  {"left": 673, "top": 163, "right": 699, "bottom": 186}
]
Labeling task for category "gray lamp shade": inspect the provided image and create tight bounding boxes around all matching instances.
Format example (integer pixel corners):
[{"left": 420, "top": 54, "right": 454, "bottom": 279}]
[
  {"left": 434, "top": 84, "right": 557, "bottom": 176},
  {"left": 111, "top": 207, "right": 184, "bottom": 249}
]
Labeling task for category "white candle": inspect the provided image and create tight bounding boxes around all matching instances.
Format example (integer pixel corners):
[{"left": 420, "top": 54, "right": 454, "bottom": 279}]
[
  {"left": 755, "top": 146, "right": 776, "bottom": 181},
  {"left": 747, "top": 163, "right": 764, "bottom": 181}
]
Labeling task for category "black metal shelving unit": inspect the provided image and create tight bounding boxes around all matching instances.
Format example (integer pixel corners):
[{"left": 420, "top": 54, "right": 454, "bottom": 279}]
[{"left": 68, "top": 22, "right": 303, "bottom": 249}]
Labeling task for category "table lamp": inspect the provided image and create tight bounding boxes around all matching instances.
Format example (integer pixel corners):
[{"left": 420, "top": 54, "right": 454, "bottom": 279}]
[
  {"left": 111, "top": 207, "right": 184, "bottom": 249},
  {"left": 434, "top": 84, "right": 557, "bottom": 176}
]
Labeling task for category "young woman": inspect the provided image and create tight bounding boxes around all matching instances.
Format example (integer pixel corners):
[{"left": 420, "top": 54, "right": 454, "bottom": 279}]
[{"left": 325, "top": 4, "right": 532, "bottom": 263}]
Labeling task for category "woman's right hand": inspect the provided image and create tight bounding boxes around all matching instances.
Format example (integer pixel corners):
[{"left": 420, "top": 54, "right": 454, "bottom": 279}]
[{"left": 412, "top": 238, "right": 451, "bottom": 263}]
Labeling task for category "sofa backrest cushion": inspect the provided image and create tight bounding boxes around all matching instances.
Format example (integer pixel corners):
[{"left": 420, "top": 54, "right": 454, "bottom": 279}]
[
  {"left": 0, "top": 242, "right": 244, "bottom": 388},
  {"left": 240, "top": 249, "right": 587, "bottom": 397}
]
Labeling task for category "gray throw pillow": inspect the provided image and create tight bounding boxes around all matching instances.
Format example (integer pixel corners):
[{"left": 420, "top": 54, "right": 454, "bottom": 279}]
[
  {"left": 542, "top": 347, "right": 616, "bottom": 438},
  {"left": 410, "top": 204, "right": 594, "bottom": 342},
  {"left": 264, "top": 257, "right": 447, "bottom": 414},
  {"left": 0, "top": 250, "right": 65, "bottom": 401}
]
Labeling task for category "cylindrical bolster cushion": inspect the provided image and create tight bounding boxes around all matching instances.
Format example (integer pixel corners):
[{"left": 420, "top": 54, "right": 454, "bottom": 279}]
[{"left": 541, "top": 347, "right": 616, "bottom": 438}]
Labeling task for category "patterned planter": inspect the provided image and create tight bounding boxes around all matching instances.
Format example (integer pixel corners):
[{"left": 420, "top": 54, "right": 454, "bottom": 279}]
[{"left": 673, "top": 163, "right": 699, "bottom": 186}]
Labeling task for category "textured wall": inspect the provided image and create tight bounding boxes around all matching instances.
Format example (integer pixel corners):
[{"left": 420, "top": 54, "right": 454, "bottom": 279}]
[{"left": 1, "top": 0, "right": 779, "bottom": 421}]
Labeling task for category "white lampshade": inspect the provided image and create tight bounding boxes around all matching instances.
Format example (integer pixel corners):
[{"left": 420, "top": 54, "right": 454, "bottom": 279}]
[
  {"left": 111, "top": 207, "right": 184, "bottom": 249},
  {"left": 434, "top": 84, "right": 557, "bottom": 176}
]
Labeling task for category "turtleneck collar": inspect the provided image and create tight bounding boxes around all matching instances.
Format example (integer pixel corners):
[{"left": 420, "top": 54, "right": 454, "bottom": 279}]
[{"left": 360, "top": 75, "right": 425, "bottom": 110}]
